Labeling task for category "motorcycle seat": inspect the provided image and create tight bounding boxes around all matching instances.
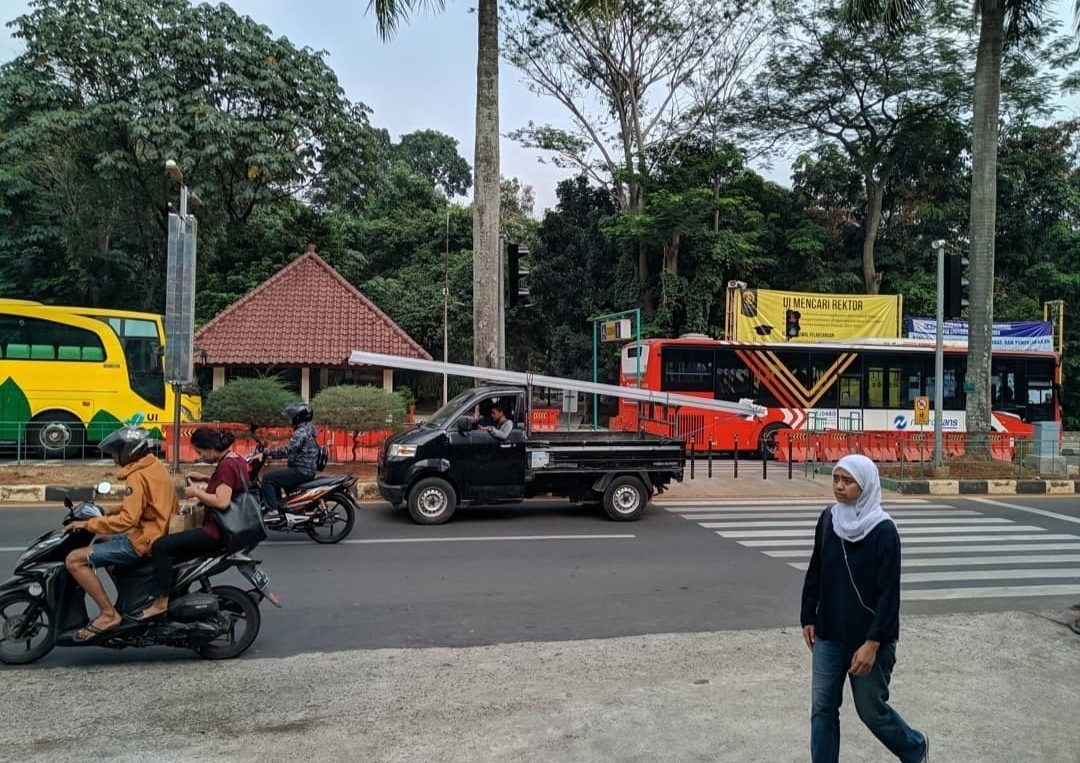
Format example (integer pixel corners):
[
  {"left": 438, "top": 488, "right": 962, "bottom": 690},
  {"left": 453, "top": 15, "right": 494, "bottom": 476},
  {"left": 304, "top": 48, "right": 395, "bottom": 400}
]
[{"left": 290, "top": 476, "right": 342, "bottom": 491}]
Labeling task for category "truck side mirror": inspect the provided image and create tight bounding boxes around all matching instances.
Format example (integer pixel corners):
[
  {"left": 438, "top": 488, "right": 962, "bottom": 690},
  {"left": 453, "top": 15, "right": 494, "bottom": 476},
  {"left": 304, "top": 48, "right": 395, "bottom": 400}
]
[{"left": 456, "top": 416, "right": 472, "bottom": 434}]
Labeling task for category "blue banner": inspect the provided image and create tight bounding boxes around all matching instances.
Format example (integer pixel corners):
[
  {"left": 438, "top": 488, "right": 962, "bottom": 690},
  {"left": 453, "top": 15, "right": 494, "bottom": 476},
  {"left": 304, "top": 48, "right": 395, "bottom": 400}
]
[{"left": 906, "top": 318, "right": 1054, "bottom": 351}]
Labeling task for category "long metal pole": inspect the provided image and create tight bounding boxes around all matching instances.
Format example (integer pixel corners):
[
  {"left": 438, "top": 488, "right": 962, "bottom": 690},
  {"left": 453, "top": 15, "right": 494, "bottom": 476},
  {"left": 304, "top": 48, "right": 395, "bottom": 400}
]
[
  {"left": 634, "top": 308, "right": 641, "bottom": 388},
  {"left": 443, "top": 209, "right": 450, "bottom": 406},
  {"left": 592, "top": 321, "right": 598, "bottom": 429},
  {"left": 933, "top": 240, "right": 945, "bottom": 467}
]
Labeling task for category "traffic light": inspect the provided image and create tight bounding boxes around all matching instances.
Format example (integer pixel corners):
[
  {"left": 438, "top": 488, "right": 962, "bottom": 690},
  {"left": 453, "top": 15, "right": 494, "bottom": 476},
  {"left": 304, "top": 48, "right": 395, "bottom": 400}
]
[
  {"left": 944, "top": 253, "right": 969, "bottom": 319},
  {"left": 507, "top": 242, "right": 531, "bottom": 308},
  {"left": 785, "top": 308, "right": 801, "bottom": 339}
]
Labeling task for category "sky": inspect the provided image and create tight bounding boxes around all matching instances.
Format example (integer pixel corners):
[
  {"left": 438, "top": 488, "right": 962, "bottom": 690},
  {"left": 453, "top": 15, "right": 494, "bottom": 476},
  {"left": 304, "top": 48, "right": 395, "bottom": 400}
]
[{"left": 1, "top": 0, "right": 1077, "bottom": 216}]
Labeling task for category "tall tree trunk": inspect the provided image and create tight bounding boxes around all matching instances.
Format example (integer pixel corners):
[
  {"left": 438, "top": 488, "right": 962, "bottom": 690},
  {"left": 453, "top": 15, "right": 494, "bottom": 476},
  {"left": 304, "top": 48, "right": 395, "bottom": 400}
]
[
  {"left": 967, "top": 3, "right": 1003, "bottom": 452},
  {"left": 628, "top": 178, "right": 654, "bottom": 312},
  {"left": 862, "top": 177, "right": 883, "bottom": 295},
  {"left": 473, "top": 0, "right": 501, "bottom": 369}
]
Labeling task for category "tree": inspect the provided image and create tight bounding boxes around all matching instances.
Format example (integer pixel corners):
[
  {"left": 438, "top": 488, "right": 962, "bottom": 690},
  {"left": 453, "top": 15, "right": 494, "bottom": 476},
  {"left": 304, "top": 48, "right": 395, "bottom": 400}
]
[
  {"left": 201, "top": 378, "right": 296, "bottom": 435},
  {"left": 0, "top": 0, "right": 377, "bottom": 310},
  {"left": 504, "top": 0, "right": 779, "bottom": 309},
  {"left": 736, "top": 0, "right": 970, "bottom": 294},
  {"left": 843, "top": 0, "right": 1078, "bottom": 443},
  {"left": 368, "top": 0, "right": 503, "bottom": 369},
  {"left": 395, "top": 129, "right": 473, "bottom": 198},
  {"left": 312, "top": 384, "right": 407, "bottom": 461}
]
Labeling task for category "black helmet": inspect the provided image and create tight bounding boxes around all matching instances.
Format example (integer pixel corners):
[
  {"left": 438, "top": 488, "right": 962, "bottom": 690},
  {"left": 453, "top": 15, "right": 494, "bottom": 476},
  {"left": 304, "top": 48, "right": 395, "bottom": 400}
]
[
  {"left": 98, "top": 426, "right": 152, "bottom": 466},
  {"left": 282, "top": 401, "right": 313, "bottom": 427}
]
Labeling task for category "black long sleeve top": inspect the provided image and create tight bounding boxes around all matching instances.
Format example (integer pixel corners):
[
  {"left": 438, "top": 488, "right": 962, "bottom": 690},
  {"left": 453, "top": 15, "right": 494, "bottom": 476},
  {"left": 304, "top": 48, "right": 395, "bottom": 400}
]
[{"left": 800, "top": 507, "right": 902, "bottom": 648}]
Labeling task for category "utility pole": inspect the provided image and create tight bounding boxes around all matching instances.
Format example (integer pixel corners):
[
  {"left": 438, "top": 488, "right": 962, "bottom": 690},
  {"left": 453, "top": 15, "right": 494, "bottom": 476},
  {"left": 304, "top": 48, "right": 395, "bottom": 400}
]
[{"left": 932, "top": 239, "right": 945, "bottom": 468}]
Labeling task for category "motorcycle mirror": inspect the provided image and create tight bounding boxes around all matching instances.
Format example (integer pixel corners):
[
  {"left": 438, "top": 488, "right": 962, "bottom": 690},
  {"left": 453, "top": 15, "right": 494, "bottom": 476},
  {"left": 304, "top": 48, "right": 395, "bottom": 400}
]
[
  {"left": 64, "top": 496, "right": 73, "bottom": 509},
  {"left": 96, "top": 481, "right": 112, "bottom": 495}
]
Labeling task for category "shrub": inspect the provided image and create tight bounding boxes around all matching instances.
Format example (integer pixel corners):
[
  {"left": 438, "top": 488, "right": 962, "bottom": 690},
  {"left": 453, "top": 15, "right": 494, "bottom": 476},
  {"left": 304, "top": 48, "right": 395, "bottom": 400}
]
[
  {"left": 201, "top": 378, "right": 296, "bottom": 434},
  {"left": 312, "top": 384, "right": 407, "bottom": 460}
]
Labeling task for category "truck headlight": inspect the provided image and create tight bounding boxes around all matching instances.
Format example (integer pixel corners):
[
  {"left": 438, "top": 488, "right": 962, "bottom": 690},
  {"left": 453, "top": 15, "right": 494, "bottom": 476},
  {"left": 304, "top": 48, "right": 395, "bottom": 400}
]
[{"left": 388, "top": 444, "right": 417, "bottom": 458}]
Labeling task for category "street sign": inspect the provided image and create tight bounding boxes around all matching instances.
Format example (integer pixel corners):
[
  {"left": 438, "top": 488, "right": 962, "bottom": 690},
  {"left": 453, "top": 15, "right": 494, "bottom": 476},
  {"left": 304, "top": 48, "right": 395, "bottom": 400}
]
[
  {"left": 601, "top": 318, "right": 632, "bottom": 342},
  {"left": 913, "top": 395, "right": 930, "bottom": 426},
  {"left": 165, "top": 212, "right": 197, "bottom": 384}
]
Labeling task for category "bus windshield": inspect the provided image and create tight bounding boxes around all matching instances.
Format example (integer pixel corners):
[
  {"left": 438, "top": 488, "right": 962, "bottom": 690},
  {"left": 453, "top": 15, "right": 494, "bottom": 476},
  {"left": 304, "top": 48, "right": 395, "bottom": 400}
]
[{"left": 91, "top": 316, "right": 166, "bottom": 409}]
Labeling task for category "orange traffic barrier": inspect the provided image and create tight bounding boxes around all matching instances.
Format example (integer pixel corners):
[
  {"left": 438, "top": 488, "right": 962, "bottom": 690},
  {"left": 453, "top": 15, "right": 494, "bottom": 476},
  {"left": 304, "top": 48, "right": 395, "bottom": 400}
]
[{"left": 531, "top": 408, "right": 560, "bottom": 432}]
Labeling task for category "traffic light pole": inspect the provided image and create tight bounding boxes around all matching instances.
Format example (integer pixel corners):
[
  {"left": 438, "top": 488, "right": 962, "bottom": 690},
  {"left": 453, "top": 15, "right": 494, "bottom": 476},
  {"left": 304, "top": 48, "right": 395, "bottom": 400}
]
[{"left": 932, "top": 239, "right": 945, "bottom": 467}]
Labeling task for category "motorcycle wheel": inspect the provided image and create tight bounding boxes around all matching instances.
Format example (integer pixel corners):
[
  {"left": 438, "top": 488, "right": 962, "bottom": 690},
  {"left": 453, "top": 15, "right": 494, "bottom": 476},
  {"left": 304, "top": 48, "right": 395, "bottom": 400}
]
[
  {"left": 194, "top": 585, "right": 261, "bottom": 660},
  {"left": 0, "top": 591, "right": 55, "bottom": 665},
  {"left": 306, "top": 492, "right": 357, "bottom": 544}
]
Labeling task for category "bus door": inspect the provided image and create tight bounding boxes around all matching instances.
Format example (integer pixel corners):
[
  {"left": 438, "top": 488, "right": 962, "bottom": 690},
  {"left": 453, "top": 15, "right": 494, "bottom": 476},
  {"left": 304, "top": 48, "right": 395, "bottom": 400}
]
[{"left": 1021, "top": 357, "right": 1056, "bottom": 422}]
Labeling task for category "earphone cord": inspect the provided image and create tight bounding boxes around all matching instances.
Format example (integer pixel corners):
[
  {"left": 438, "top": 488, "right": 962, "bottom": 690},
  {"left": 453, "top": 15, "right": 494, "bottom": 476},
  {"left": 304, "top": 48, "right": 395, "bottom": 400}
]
[{"left": 841, "top": 540, "right": 876, "bottom": 615}]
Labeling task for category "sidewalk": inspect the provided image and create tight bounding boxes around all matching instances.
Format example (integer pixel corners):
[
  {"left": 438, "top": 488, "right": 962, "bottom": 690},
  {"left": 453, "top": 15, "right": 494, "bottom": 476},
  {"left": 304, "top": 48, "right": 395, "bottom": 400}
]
[{"left": 1, "top": 610, "right": 1076, "bottom": 762}]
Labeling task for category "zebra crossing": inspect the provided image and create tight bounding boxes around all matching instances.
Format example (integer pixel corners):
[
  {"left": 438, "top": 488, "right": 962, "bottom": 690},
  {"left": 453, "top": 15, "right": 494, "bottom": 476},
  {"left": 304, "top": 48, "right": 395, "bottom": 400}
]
[{"left": 654, "top": 497, "right": 1080, "bottom": 601}]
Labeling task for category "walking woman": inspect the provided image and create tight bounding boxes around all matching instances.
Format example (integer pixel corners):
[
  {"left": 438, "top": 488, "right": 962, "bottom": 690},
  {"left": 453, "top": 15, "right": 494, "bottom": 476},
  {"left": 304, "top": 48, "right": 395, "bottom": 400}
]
[
  {"left": 800, "top": 454, "right": 929, "bottom": 763},
  {"left": 135, "top": 428, "right": 249, "bottom": 620}
]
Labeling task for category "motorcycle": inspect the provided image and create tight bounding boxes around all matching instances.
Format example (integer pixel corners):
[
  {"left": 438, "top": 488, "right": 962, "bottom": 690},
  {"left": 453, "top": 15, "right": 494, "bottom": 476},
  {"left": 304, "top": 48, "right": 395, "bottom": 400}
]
[
  {"left": 247, "top": 450, "right": 358, "bottom": 544},
  {"left": 0, "top": 483, "right": 280, "bottom": 665}
]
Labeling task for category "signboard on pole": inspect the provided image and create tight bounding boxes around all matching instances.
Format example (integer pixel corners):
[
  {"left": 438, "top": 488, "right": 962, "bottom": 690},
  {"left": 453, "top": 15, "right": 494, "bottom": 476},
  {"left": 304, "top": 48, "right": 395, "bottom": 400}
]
[
  {"left": 913, "top": 395, "right": 930, "bottom": 426},
  {"left": 601, "top": 318, "right": 633, "bottom": 342},
  {"left": 729, "top": 287, "right": 901, "bottom": 342},
  {"left": 165, "top": 213, "right": 197, "bottom": 384},
  {"left": 906, "top": 318, "right": 1053, "bottom": 352}
]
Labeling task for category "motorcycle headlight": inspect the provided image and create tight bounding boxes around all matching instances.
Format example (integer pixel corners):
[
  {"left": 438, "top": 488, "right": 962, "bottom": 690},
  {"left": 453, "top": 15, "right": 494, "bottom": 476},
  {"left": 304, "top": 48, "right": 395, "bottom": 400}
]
[{"left": 388, "top": 444, "right": 417, "bottom": 458}]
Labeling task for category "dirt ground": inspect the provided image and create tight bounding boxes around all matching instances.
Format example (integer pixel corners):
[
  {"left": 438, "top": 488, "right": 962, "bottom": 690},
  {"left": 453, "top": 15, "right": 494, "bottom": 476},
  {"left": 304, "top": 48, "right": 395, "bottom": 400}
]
[{"left": 0, "top": 460, "right": 379, "bottom": 486}]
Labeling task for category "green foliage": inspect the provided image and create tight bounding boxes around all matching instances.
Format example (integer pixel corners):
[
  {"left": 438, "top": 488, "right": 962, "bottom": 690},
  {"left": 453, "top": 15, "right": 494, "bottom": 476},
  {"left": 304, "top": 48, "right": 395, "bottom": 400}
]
[
  {"left": 394, "top": 130, "right": 472, "bottom": 198},
  {"left": 395, "top": 384, "right": 417, "bottom": 409},
  {"left": 201, "top": 378, "right": 296, "bottom": 433},
  {"left": 312, "top": 385, "right": 407, "bottom": 440}
]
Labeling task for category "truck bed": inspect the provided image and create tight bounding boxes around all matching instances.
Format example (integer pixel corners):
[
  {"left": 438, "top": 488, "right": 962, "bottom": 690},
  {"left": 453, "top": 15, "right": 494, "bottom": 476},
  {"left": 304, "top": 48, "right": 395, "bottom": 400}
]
[{"left": 526, "top": 431, "right": 685, "bottom": 474}]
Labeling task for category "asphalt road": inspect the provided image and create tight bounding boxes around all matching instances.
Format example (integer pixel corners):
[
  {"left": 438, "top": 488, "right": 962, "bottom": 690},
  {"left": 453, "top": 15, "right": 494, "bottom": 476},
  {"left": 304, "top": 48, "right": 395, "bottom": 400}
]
[{"left": 2, "top": 494, "right": 1079, "bottom": 666}]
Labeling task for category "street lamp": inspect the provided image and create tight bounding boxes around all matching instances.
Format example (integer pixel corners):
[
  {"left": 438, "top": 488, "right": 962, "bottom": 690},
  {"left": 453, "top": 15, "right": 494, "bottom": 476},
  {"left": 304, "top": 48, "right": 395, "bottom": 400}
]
[{"left": 165, "top": 159, "right": 202, "bottom": 217}]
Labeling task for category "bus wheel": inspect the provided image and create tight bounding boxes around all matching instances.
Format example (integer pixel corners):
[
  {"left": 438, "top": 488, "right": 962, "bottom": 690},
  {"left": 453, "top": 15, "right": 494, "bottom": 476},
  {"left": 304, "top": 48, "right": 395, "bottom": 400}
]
[
  {"left": 27, "top": 413, "right": 85, "bottom": 460},
  {"left": 759, "top": 423, "right": 789, "bottom": 461}
]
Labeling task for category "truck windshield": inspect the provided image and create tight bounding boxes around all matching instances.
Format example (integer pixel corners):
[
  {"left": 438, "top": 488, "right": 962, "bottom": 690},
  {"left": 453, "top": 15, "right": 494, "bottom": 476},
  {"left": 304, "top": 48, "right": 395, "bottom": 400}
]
[{"left": 424, "top": 390, "right": 478, "bottom": 429}]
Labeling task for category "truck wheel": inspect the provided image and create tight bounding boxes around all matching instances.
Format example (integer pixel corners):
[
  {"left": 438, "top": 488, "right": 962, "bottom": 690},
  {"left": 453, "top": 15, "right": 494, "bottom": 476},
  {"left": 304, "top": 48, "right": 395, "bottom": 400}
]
[
  {"left": 602, "top": 476, "right": 648, "bottom": 521},
  {"left": 407, "top": 477, "right": 457, "bottom": 525}
]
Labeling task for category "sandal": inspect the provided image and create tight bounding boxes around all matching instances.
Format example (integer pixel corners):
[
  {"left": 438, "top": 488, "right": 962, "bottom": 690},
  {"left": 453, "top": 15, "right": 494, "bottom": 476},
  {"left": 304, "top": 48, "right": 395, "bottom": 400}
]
[{"left": 73, "top": 620, "right": 119, "bottom": 643}]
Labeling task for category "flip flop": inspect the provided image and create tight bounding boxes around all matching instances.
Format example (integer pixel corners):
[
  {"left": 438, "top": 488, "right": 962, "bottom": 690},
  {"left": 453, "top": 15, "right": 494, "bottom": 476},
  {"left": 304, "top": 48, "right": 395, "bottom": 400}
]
[{"left": 73, "top": 621, "right": 118, "bottom": 643}]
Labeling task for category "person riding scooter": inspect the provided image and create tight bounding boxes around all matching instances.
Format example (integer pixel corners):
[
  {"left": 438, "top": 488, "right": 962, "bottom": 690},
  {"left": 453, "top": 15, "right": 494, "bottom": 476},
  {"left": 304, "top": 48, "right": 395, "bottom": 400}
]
[
  {"left": 64, "top": 425, "right": 178, "bottom": 642},
  {"left": 260, "top": 401, "right": 319, "bottom": 518}
]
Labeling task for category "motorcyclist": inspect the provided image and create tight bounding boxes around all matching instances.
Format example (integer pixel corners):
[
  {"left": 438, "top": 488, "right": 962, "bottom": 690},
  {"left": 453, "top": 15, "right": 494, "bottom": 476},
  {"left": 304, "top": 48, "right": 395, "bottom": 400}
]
[
  {"left": 64, "top": 425, "right": 178, "bottom": 642},
  {"left": 260, "top": 401, "right": 319, "bottom": 517}
]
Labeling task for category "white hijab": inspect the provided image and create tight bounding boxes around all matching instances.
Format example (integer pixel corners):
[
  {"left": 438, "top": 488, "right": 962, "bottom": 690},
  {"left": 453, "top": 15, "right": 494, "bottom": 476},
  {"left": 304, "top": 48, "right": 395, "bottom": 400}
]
[{"left": 831, "top": 454, "right": 893, "bottom": 542}]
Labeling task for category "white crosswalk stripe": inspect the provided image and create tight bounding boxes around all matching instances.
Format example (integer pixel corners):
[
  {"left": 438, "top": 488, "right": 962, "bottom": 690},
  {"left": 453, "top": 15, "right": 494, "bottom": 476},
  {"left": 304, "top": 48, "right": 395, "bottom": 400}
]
[{"left": 656, "top": 497, "right": 1080, "bottom": 600}]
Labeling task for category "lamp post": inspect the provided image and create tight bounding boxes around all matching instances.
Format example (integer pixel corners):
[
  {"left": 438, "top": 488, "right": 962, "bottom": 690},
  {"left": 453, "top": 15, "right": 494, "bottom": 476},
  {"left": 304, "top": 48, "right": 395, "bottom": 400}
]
[{"left": 932, "top": 239, "right": 945, "bottom": 468}]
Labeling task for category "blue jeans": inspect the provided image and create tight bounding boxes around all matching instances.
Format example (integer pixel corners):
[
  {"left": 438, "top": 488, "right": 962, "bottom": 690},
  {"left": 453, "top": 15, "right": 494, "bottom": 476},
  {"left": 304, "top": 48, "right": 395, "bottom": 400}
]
[
  {"left": 87, "top": 534, "right": 140, "bottom": 570},
  {"left": 811, "top": 639, "right": 926, "bottom": 763}
]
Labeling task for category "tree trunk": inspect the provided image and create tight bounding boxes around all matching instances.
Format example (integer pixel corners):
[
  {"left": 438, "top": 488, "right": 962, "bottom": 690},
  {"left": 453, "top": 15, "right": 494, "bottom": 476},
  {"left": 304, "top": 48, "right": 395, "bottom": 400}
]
[
  {"left": 967, "top": 2, "right": 1003, "bottom": 454},
  {"left": 472, "top": 0, "right": 501, "bottom": 369},
  {"left": 628, "top": 178, "right": 654, "bottom": 312},
  {"left": 862, "top": 177, "right": 883, "bottom": 295}
]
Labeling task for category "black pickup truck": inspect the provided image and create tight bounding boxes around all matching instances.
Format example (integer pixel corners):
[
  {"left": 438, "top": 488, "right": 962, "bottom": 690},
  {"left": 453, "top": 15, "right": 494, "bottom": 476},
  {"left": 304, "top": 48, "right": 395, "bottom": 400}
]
[{"left": 378, "top": 386, "right": 686, "bottom": 524}]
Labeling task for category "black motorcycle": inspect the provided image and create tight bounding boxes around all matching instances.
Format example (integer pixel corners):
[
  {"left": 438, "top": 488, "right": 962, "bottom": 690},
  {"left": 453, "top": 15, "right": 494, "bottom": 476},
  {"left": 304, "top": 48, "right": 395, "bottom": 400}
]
[
  {"left": 0, "top": 483, "right": 280, "bottom": 665},
  {"left": 247, "top": 451, "right": 358, "bottom": 544}
]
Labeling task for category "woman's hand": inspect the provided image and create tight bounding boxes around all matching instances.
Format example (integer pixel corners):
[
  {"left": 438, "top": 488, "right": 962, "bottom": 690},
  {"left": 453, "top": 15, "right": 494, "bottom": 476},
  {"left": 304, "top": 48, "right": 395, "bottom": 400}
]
[
  {"left": 849, "top": 641, "right": 880, "bottom": 676},
  {"left": 182, "top": 485, "right": 202, "bottom": 500},
  {"left": 802, "top": 624, "right": 815, "bottom": 650},
  {"left": 185, "top": 472, "right": 209, "bottom": 484}
]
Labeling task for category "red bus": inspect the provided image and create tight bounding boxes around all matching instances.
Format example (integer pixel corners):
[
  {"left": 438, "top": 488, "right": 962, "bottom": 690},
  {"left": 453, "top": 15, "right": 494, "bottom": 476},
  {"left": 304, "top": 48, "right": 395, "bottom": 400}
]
[{"left": 611, "top": 335, "right": 1060, "bottom": 454}]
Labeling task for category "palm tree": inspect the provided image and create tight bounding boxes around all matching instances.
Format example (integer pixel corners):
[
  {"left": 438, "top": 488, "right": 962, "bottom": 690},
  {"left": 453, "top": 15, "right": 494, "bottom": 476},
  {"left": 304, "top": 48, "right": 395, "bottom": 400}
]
[
  {"left": 844, "top": 0, "right": 1064, "bottom": 449},
  {"left": 370, "top": 0, "right": 502, "bottom": 369}
]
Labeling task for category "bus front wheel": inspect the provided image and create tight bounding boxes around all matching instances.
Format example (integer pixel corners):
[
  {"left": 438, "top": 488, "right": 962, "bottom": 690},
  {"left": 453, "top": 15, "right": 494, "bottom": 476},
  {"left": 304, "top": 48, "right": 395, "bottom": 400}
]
[{"left": 27, "top": 413, "right": 85, "bottom": 460}]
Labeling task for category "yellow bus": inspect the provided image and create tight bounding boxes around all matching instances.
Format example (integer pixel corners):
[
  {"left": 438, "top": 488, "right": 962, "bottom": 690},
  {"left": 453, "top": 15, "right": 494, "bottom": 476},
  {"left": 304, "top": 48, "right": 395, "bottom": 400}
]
[{"left": 0, "top": 300, "right": 201, "bottom": 457}]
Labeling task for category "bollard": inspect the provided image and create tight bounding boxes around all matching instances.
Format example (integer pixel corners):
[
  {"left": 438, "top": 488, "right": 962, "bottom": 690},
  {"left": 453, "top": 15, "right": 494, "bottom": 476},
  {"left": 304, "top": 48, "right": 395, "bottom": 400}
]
[
  {"left": 689, "top": 436, "right": 695, "bottom": 479},
  {"left": 708, "top": 437, "right": 714, "bottom": 478},
  {"left": 762, "top": 434, "right": 768, "bottom": 479},
  {"left": 788, "top": 435, "right": 793, "bottom": 480},
  {"left": 734, "top": 434, "right": 739, "bottom": 479}
]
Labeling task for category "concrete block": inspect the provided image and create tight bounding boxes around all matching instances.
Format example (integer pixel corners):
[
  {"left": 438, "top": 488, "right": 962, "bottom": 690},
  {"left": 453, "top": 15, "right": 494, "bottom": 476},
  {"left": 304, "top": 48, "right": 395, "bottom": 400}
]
[
  {"left": 928, "top": 480, "right": 959, "bottom": 495},
  {"left": 1016, "top": 480, "right": 1048, "bottom": 494},
  {"left": 896, "top": 480, "right": 930, "bottom": 495},
  {"left": 0, "top": 485, "right": 44, "bottom": 503},
  {"left": 986, "top": 480, "right": 1017, "bottom": 494},
  {"left": 958, "top": 480, "right": 988, "bottom": 494},
  {"left": 1045, "top": 480, "right": 1075, "bottom": 495},
  {"left": 1021, "top": 455, "right": 1068, "bottom": 477}
]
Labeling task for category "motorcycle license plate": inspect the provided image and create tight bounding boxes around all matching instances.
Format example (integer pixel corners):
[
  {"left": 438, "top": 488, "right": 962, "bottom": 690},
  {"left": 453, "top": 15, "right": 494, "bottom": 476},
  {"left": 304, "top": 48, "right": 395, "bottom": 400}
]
[{"left": 242, "top": 566, "right": 270, "bottom": 591}]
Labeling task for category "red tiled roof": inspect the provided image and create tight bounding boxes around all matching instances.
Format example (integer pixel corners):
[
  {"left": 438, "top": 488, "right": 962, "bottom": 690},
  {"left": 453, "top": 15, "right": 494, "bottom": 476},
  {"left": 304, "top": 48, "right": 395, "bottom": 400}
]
[{"left": 194, "top": 251, "right": 431, "bottom": 365}]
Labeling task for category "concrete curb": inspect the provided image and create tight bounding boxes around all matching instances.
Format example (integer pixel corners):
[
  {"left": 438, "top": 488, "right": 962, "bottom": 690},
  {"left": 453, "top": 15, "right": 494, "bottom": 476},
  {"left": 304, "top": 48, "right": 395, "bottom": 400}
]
[
  {"left": 884, "top": 477, "right": 1080, "bottom": 495},
  {"left": 2, "top": 481, "right": 383, "bottom": 505}
]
